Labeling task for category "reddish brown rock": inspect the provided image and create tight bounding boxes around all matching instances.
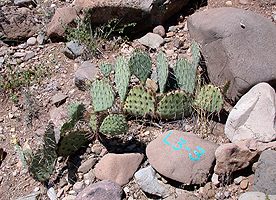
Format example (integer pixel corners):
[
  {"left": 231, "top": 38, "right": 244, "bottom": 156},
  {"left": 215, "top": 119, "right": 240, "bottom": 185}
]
[
  {"left": 94, "top": 153, "right": 144, "bottom": 186},
  {"left": 146, "top": 130, "right": 218, "bottom": 185}
]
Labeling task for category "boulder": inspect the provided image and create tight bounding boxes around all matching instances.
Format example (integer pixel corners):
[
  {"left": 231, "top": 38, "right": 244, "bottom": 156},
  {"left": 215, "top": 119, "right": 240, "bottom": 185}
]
[
  {"left": 0, "top": 6, "right": 39, "bottom": 41},
  {"left": 239, "top": 192, "right": 276, "bottom": 200},
  {"left": 47, "top": 7, "right": 78, "bottom": 38},
  {"left": 76, "top": 180, "right": 123, "bottom": 200},
  {"left": 94, "top": 153, "right": 144, "bottom": 186},
  {"left": 146, "top": 130, "right": 218, "bottom": 185},
  {"left": 187, "top": 7, "right": 276, "bottom": 100},
  {"left": 225, "top": 82, "right": 276, "bottom": 143},
  {"left": 253, "top": 150, "right": 276, "bottom": 195}
]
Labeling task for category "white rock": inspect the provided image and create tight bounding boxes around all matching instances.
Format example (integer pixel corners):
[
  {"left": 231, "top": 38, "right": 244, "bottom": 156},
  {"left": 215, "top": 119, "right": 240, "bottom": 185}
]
[{"left": 225, "top": 82, "right": 276, "bottom": 143}]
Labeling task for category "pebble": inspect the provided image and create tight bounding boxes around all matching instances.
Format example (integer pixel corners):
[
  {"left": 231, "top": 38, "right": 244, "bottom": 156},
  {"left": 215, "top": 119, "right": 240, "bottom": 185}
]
[
  {"left": 73, "top": 182, "right": 85, "bottom": 192},
  {"left": 27, "top": 37, "right": 37, "bottom": 46},
  {"left": 153, "top": 25, "right": 166, "bottom": 38},
  {"left": 240, "top": 179, "right": 249, "bottom": 190},
  {"left": 78, "top": 158, "right": 97, "bottom": 174},
  {"left": 166, "top": 32, "right": 175, "bottom": 37},
  {"left": 225, "top": 1, "right": 233, "bottom": 6},
  {"left": 62, "top": 195, "right": 76, "bottom": 200},
  {"left": 234, "top": 176, "right": 243, "bottom": 184}
]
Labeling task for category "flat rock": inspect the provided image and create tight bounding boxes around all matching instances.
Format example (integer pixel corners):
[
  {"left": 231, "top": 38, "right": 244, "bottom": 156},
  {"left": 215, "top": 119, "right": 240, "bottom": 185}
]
[
  {"left": 225, "top": 82, "right": 276, "bottom": 143},
  {"left": 187, "top": 7, "right": 276, "bottom": 100},
  {"left": 146, "top": 130, "right": 218, "bottom": 185},
  {"left": 74, "top": 61, "right": 98, "bottom": 91},
  {"left": 134, "top": 166, "right": 171, "bottom": 198},
  {"left": 52, "top": 93, "right": 68, "bottom": 107},
  {"left": 138, "top": 33, "right": 164, "bottom": 49},
  {"left": 76, "top": 180, "right": 123, "bottom": 200},
  {"left": 63, "top": 40, "right": 84, "bottom": 59},
  {"left": 253, "top": 150, "right": 276, "bottom": 195},
  {"left": 94, "top": 153, "right": 144, "bottom": 186},
  {"left": 16, "top": 192, "right": 40, "bottom": 200},
  {"left": 239, "top": 191, "right": 276, "bottom": 200}
]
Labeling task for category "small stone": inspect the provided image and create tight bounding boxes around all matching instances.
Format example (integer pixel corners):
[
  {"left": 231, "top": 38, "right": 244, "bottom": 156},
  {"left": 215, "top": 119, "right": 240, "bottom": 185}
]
[
  {"left": 27, "top": 37, "right": 37, "bottom": 46},
  {"left": 73, "top": 182, "right": 85, "bottom": 192},
  {"left": 138, "top": 33, "right": 165, "bottom": 49},
  {"left": 52, "top": 93, "right": 67, "bottom": 107},
  {"left": 234, "top": 176, "right": 243, "bottom": 185},
  {"left": 24, "top": 51, "right": 35, "bottom": 61},
  {"left": 225, "top": 1, "right": 233, "bottom": 6},
  {"left": 91, "top": 143, "right": 105, "bottom": 155},
  {"left": 168, "top": 26, "right": 177, "bottom": 32},
  {"left": 166, "top": 32, "right": 174, "bottom": 37},
  {"left": 62, "top": 195, "right": 76, "bottom": 200},
  {"left": 165, "top": 49, "right": 174, "bottom": 56},
  {"left": 63, "top": 40, "right": 84, "bottom": 59},
  {"left": 34, "top": 187, "right": 40, "bottom": 192},
  {"left": 146, "top": 78, "right": 158, "bottom": 92},
  {"left": 239, "top": 0, "right": 249, "bottom": 4},
  {"left": 153, "top": 25, "right": 166, "bottom": 38},
  {"left": 240, "top": 179, "right": 249, "bottom": 190},
  {"left": 211, "top": 173, "right": 220, "bottom": 186},
  {"left": 13, "top": 52, "right": 26, "bottom": 58},
  {"left": 78, "top": 158, "right": 97, "bottom": 173},
  {"left": 37, "top": 34, "right": 45, "bottom": 45},
  {"left": 57, "top": 188, "right": 64, "bottom": 198}
]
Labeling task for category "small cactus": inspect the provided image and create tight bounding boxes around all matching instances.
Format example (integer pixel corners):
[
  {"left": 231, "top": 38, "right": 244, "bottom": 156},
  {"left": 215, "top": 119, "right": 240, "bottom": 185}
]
[
  {"left": 99, "top": 114, "right": 129, "bottom": 135},
  {"left": 173, "top": 58, "right": 197, "bottom": 93},
  {"left": 129, "top": 51, "right": 152, "bottom": 84},
  {"left": 222, "top": 79, "right": 231, "bottom": 95},
  {"left": 114, "top": 56, "right": 131, "bottom": 102},
  {"left": 91, "top": 79, "right": 115, "bottom": 112},
  {"left": 191, "top": 40, "right": 201, "bottom": 67},
  {"left": 67, "top": 102, "right": 85, "bottom": 122},
  {"left": 156, "top": 51, "right": 168, "bottom": 94},
  {"left": 194, "top": 84, "right": 224, "bottom": 113},
  {"left": 99, "top": 62, "right": 112, "bottom": 77},
  {"left": 124, "top": 86, "right": 155, "bottom": 117},
  {"left": 156, "top": 90, "right": 192, "bottom": 119}
]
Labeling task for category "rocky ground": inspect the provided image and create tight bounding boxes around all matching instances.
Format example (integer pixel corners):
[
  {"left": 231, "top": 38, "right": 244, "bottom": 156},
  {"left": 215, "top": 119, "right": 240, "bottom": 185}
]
[{"left": 0, "top": 0, "right": 276, "bottom": 199}]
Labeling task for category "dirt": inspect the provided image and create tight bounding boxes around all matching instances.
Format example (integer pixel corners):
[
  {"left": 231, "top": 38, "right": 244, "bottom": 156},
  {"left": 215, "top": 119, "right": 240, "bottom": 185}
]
[{"left": 0, "top": 0, "right": 275, "bottom": 199}]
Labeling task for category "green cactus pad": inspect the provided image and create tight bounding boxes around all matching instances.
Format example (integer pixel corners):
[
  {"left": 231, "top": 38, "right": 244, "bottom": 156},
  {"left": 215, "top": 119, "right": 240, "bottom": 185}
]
[
  {"left": 114, "top": 56, "right": 130, "bottom": 102},
  {"left": 43, "top": 121, "right": 57, "bottom": 153},
  {"left": 222, "top": 80, "right": 231, "bottom": 95},
  {"left": 192, "top": 41, "right": 200, "bottom": 67},
  {"left": 29, "top": 149, "right": 57, "bottom": 182},
  {"left": 67, "top": 102, "right": 85, "bottom": 121},
  {"left": 57, "top": 120, "right": 90, "bottom": 157},
  {"left": 89, "top": 113, "right": 97, "bottom": 133},
  {"left": 156, "top": 51, "right": 168, "bottom": 94},
  {"left": 156, "top": 90, "right": 192, "bottom": 119},
  {"left": 174, "top": 58, "right": 197, "bottom": 93},
  {"left": 99, "top": 62, "right": 112, "bottom": 77},
  {"left": 129, "top": 51, "right": 152, "bottom": 84},
  {"left": 124, "top": 86, "right": 155, "bottom": 116},
  {"left": 195, "top": 85, "right": 224, "bottom": 113},
  {"left": 91, "top": 80, "right": 115, "bottom": 112},
  {"left": 100, "top": 114, "right": 128, "bottom": 135}
]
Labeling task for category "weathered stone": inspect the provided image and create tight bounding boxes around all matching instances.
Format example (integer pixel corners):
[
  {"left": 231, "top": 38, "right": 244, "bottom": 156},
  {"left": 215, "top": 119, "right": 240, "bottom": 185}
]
[
  {"left": 73, "top": 182, "right": 85, "bottom": 192},
  {"left": 47, "top": 7, "right": 78, "bottom": 38},
  {"left": 0, "top": 6, "right": 39, "bottom": 41},
  {"left": 239, "top": 192, "right": 276, "bottom": 200},
  {"left": 27, "top": 37, "right": 37, "bottom": 46},
  {"left": 138, "top": 33, "right": 164, "bottom": 49},
  {"left": 146, "top": 130, "right": 218, "bottom": 185},
  {"left": 153, "top": 25, "right": 166, "bottom": 38},
  {"left": 214, "top": 141, "right": 258, "bottom": 174},
  {"left": 78, "top": 157, "right": 97, "bottom": 173},
  {"left": 94, "top": 153, "right": 144, "bottom": 186},
  {"left": 13, "top": 52, "right": 26, "bottom": 58},
  {"left": 52, "top": 93, "right": 68, "bottom": 107},
  {"left": 62, "top": 195, "right": 76, "bottom": 200},
  {"left": 74, "top": 61, "right": 98, "bottom": 91},
  {"left": 24, "top": 51, "right": 35, "bottom": 61},
  {"left": 253, "top": 150, "right": 276, "bottom": 195},
  {"left": 225, "top": 83, "right": 276, "bottom": 143},
  {"left": 63, "top": 40, "right": 84, "bottom": 59},
  {"left": 76, "top": 180, "right": 123, "bottom": 200},
  {"left": 187, "top": 7, "right": 276, "bottom": 100},
  {"left": 16, "top": 192, "right": 40, "bottom": 200},
  {"left": 134, "top": 166, "right": 171, "bottom": 198}
]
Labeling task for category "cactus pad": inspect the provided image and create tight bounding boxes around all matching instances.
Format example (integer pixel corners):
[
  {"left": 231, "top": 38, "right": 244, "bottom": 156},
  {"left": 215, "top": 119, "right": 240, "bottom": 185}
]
[
  {"left": 174, "top": 58, "right": 197, "bottom": 93},
  {"left": 91, "top": 80, "right": 115, "bottom": 112},
  {"left": 124, "top": 86, "right": 155, "bottom": 116},
  {"left": 129, "top": 51, "right": 152, "bottom": 84},
  {"left": 156, "top": 51, "right": 168, "bottom": 93},
  {"left": 99, "top": 114, "right": 128, "bottom": 135},
  {"left": 157, "top": 90, "right": 192, "bottom": 119},
  {"left": 114, "top": 56, "right": 130, "bottom": 102},
  {"left": 57, "top": 120, "right": 90, "bottom": 156},
  {"left": 67, "top": 102, "right": 85, "bottom": 122},
  {"left": 195, "top": 85, "right": 224, "bottom": 113},
  {"left": 99, "top": 62, "right": 112, "bottom": 77},
  {"left": 192, "top": 41, "right": 200, "bottom": 67}
]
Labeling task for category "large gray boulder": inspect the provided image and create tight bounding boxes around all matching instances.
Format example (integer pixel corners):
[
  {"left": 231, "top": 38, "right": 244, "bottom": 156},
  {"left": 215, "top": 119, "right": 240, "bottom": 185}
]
[{"left": 187, "top": 7, "right": 276, "bottom": 100}]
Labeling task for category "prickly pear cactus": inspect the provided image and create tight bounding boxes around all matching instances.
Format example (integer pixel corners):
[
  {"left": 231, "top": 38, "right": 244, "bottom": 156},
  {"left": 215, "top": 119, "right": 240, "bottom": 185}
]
[
  {"left": 99, "top": 114, "right": 128, "bottom": 135},
  {"left": 57, "top": 120, "right": 90, "bottom": 157},
  {"left": 156, "top": 51, "right": 168, "bottom": 94},
  {"left": 68, "top": 102, "right": 85, "bottom": 122},
  {"left": 124, "top": 86, "right": 155, "bottom": 116},
  {"left": 194, "top": 85, "right": 224, "bottom": 113},
  {"left": 129, "top": 51, "right": 152, "bottom": 84},
  {"left": 174, "top": 58, "right": 197, "bottom": 93},
  {"left": 99, "top": 62, "right": 112, "bottom": 77},
  {"left": 29, "top": 149, "right": 57, "bottom": 182},
  {"left": 156, "top": 90, "right": 192, "bottom": 119},
  {"left": 192, "top": 41, "right": 200, "bottom": 67},
  {"left": 222, "top": 80, "right": 231, "bottom": 95},
  {"left": 114, "top": 56, "right": 130, "bottom": 102},
  {"left": 91, "top": 79, "right": 115, "bottom": 112}
]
